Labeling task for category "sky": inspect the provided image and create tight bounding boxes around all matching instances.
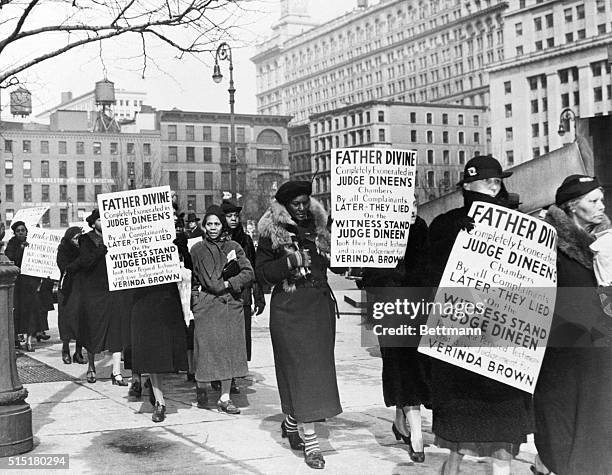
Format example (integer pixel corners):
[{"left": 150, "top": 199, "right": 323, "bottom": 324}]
[{"left": 1, "top": 0, "right": 370, "bottom": 120}]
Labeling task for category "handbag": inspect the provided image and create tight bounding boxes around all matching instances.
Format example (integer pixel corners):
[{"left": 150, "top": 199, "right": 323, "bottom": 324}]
[{"left": 222, "top": 259, "right": 240, "bottom": 280}]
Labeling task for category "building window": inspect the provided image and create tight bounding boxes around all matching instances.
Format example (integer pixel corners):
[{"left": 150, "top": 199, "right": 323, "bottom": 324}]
[
  {"left": 185, "top": 125, "right": 195, "bottom": 141},
  {"left": 378, "top": 111, "right": 385, "bottom": 122},
  {"left": 127, "top": 143, "right": 135, "bottom": 155},
  {"left": 167, "top": 125, "right": 177, "bottom": 140},
  {"left": 5, "top": 184, "right": 13, "bottom": 201},
  {"left": 598, "top": 24, "right": 607, "bottom": 34},
  {"left": 77, "top": 161, "right": 85, "bottom": 178},
  {"left": 506, "top": 150, "right": 514, "bottom": 166},
  {"left": 543, "top": 121, "right": 549, "bottom": 136},
  {"left": 410, "top": 112, "right": 417, "bottom": 123},
  {"left": 515, "top": 22, "right": 523, "bottom": 36},
  {"left": 41, "top": 185, "right": 50, "bottom": 202},
  {"left": 143, "top": 143, "right": 151, "bottom": 155},
  {"left": 127, "top": 162, "right": 135, "bottom": 181},
  {"left": 203, "top": 126, "right": 212, "bottom": 141},
  {"left": 443, "top": 150, "right": 450, "bottom": 165},
  {"left": 378, "top": 129, "right": 386, "bottom": 142},
  {"left": 457, "top": 114, "right": 464, "bottom": 125},
  {"left": 597, "top": 0, "right": 606, "bottom": 12},
  {"left": 533, "top": 147, "right": 541, "bottom": 158},
  {"left": 564, "top": 7, "right": 572, "bottom": 22},
  {"left": 221, "top": 147, "right": 229, "bottom": 162},
  {"left": 75, "top": 141, "right": 84, "bottom": 154},
  {"left": 77, "top": 185, "right": 85, "bottom": 201},
  {"left": 111, "top": 161, "right": 118, "bottom": 178},
  {"left": 168, "top": 171, "right": 179, "bottom": 190},
  {"left": 532, "top": 123, "right": 540, "bottom": 137},
  {"left": 474, "top": 132, "right": 480, "bottom": 144},
  {"left": 24, "top": 184, "right": 32, "bottom": 202},
  {"left": 203, "top": 147, "right": 212, "bottom": 162},
  {"left": 458, "top": 131, "right": 465, "bottom": 144},
  {"left": 534, "top": 17, "right": 542, "bottom": 31},
  {"left": 109, "top": 142, "right": 118, "bottom": 155},
  {"left": 23, "top": 160, "right": 31, "bottom": 177},
  {"left": 561, "top": 93, "right": 570, "bottom": 107},
  {"left": 427, "top": 171, "right": 435, "bottom": 188},
  {"left": 59, "top": 141, "right": 67, "bottom": 154},
  {"left": 442, "top": 113, "right": 448, "bottom": 125},
  {"left": 531, "top": 99, "right": 539, "bottom": 114},
  {"left": 60, "top": 185, "right": 67, "bottom": 201},
  {"left": 442, "top": 131, "right": 449, "bottom": 143},
  {"left": 5, "top": 160, "right": 12, "bottom": 176},
  {"left": 140, "top": 162, "right": 150, "bottom": 180},
  {"left": 60, "top": 209, "right": 68, "bottom": 227},
  {"left": 565, "top": 32, "right": 573, "bottom": 43},
  {"left": 427, "top": 150, "right": 434, "bottom": 164},
  {"left": 94, "top": 185, "right": 102, "bottom": 200},
  {"left": 574, "top": 91, "right": 580, "bottom": 105},
  {"left": 505, "top": 128, "right": 513, "bottom": 141},
  {"left": 94, "top": 161, "right": 102, "bottom": 178},
  {"left": 40, "top": 140, "right": 49, "bottom": 154},
  {"left": 546, "top": 13, "right": 553, "bottom": 28},
  {"left": 473, "top": 115, "right": 479, "bottom": 126},
  {"left": 504, "top": 81, "right": 512, "bottom": 94},
  {"left": 204, "top": 172, "right": 213, "bottom": 189},
  {"left": 187, "top": 171, "right": 196, "bottom": 189},
  {"left": 5, "top": 209, "right": 14, "bottom": 225},
  {"left": 458, "top": 150, "right": 465, "bottom": 164},
  {"left": 4, "top": 139, "right": 12, "bottom": 152},
  {"left": 22, "top": 140, "right": 31, "bottom": 153},
  {"left": 187, "top": 195, "right": 197, "bottom": 211},
  {"left": 594, "top": 87, "right": 603, "bottom": 102},
  {"left": 505, "top": 104, "right": 512, "bottom": 118},
  {"left": 220, "top": 127, "right": 229, "bottom": 142},
  {"left": 221, "top": 172, "right": 230, "bottom": 190},
  {"left": 59, "top": 161, "right": 67, "bottom": 178},
  {"left": 41, "top": 160, "right": 49, "bottom": 178},
  {"left": 427, "top": 130, "right": 434, "bottom": 143},
  {"left": 237, "top": 127, "right": 246, "bottom": 142},
  {"left": 535, "top": 40, "right": 543, "bottom": 51},
  {"left": 576, "top": 4, "right": 585, "bottom": 19},
  {"left": 93, "top": 142, "right": 101, "bottom": 154},
  {"left": 577, "top": 29, "right": 585, "bottom": 40},
  {"left": 186, "top": 146, "right": 195, "bottom": 162},
  {"left": 168, "top": 146, "right": 178, "bottom": 162},
  {"left": 529, "top": 77, "right": 539, "bottom": 90},
  {"left": 516, "top": 46, "right": 523, "bottom": 56},
  {"left": 410, "top": 130, "right": 417, "bottom": 142},
  {"left": 426, "top": 112, "right": 433, "bottom": 124},
  {"left": 547, "top": 37, "right": 555, "bottom": 47}
]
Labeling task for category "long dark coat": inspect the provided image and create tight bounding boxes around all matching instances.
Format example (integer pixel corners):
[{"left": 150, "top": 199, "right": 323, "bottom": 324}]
[
  {"left": 230, "top": 225, "right": 265, "bottom": 361},
  {"left": 428, "top": 190, "right": 534, "bottom": 455},
  {"left": 256, "top": 198, "right": 342, "bottom": 423},
  {"left": 362, "top": 216, "right": 431, "bottom": 408},
  {"left": 5, "top": 236, "right": 42, "bottom": 336},
  {"left": 534, "top": 205, "right": 612, "bottom": 474},
  {"left": 75, "top": 230, "right": 123, "bottom": 354},
  {"left": 191, "top": 235, "right": 253, "bottom": 382},
  {"left": 56, "top": 239, "right": 81, "bottom": 341}
]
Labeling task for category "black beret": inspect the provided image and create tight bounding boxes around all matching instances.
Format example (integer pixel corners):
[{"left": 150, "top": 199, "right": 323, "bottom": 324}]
[
  {"left": 555, "top": 175, "right": 601, "bottom": 206},
  {"left": 275, "top": 180, "right": 312, "bottom": 205},
  {"left": 10, "top": 220, "right": 26, "bottom": 232},
  {"left": 221, "top": 200, "right": 242, "bottom": 214},
  {"left": 86, "top": 209, "right": 100, "bottom": 227}
]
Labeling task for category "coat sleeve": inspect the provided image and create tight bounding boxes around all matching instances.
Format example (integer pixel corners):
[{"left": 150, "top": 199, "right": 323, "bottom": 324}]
[
  {"left": 428, "top": 213, "right": 458, "bottom": 287},
  {"left": 255, "top": 236, "right": 293, "bottom": 286},
  {"left": 227, "top": 243, "right": 254, "bottom": 294},
  {"left": 73, "top": 235, "right": 106, "bottom": 272},
  {"left": 4, "top": 239, "right": 21, "bottom": 266}
]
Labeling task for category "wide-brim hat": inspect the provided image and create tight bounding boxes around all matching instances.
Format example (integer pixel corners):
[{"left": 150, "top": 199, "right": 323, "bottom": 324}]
[
  {"left": 458, "top": 154, "right": 512, "bottom": 185},
  {"left": 10, "top": 220, "right": 26, "bottom": 232},
  {"left": 221, "top": 200, "right": 242, "bottom": 214},
  {"left": 275, "top": 180, "right": 312, "bottom": 205},
  {"left": 85, "top": 209, "right": 100, "bottom": 227},
  {"left": 186, "top": 212, "right": 200, "bottom": 223}
]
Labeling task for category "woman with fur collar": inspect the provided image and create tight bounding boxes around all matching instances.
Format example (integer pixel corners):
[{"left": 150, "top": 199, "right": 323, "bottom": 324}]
[
  {"left": 534, "top": 175, "right": 612, "bottom": 475},
  {"left": 256, "top": 180, "right": 342, "bottom": 470}
]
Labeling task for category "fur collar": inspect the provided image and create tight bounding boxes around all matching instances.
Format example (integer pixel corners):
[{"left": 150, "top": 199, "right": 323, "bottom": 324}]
[
  {"left": 545, "top": 205, "right": 595, "bottom": 269},
  {"left": 257, "top": 198, "right": 330, "bottom": 253},
  {"left": 257, "top": 198, "right": 330, "bottom": 293}
]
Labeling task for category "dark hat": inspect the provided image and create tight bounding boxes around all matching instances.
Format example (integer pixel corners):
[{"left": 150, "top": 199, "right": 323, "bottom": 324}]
[
  {"left": 85, "top": 209, "right": 100, "bottom": 227},
  {"left": 10, "top": 220, "right": 26, "bottom": 232},
  {"left": 459, "top": 155, "right": 512, "bottom": 185},
  {"left": 221, "top": 200, "right": 242, "bottom": 214},
  {"left": 275, "top": 180, "right": 312, "bottom": 205},
  {"left": 203, "top": 205, "right": 226, "bottom": 225},
  {"left": 555, "top": 175, "right": 601, "bottom": 206},
  {"left": 185, "top": 212, "right": 200, "bottom": 223}
]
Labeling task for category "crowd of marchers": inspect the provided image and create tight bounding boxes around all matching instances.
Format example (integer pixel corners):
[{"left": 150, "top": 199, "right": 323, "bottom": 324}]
[{"left": 3, "top": 154, "right": 612, "bottom": 474}]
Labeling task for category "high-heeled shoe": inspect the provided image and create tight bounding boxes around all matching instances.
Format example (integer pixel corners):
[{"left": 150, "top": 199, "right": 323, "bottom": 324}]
[
  {"left": 530, "top": 466, "right": 550, "bottom": 475},
  {"left": 230, "top": 378, "right": 240, "bottom": 394},
  {"left": 281, "top": 420, "right": 305, "bottom": 450},
  {"left": 196, "top": 387, "right": 207, "bottom": 409},
  {"left": 111, "top": 373, "right": 128, "bottom": 386},
  {"left": 392, "top": 423, "right": 425, "bottom": 462},
  {"left": 72, "top": 352, "right": 86, "bottom": 364},
  {"left": 62, "top": 352, "right": 72, "bottom": 364},
  {"left": 25, "top": 341, "right": 34, "bottom": 352},
  {"left": 392, "top": 423, "right": 410, "bottom": 444},
  {"left": 304, "top": 450, "right": 325, "bottom": 469},
  {"left": 86, "top": 370, "right": 96, "bottom": 383},
  {"left": 152, "top": 402, "right": 166, "bottom": 423}
]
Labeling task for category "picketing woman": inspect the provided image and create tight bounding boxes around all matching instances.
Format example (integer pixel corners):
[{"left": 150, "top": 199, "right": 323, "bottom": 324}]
[
  {"left": 56, "top": 226, "right": 86, "bottom": 364},
  {"left": 428, "top": 156, "right": 534, "bottom": 475},
  {"left": 77, "top": 209, "right": 128, "bottom": 385},
  {"left": 362, "top": 202, "right": 431, "bottom": 464},
  {"left": 190, "top": 205, "right": 254, "bottom": 414},
  {"left": 534, "top": 175, "right": 612, "bottom": 474},
  {"left": 5, "top": 221, "right": 45, "bottom": 352},
  {"left": 256, "top": 180, "right": 342, "bottom": 470}
]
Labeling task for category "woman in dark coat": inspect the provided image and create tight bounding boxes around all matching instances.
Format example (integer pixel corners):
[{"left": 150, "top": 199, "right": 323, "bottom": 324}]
[
  {"left": 256, "top": 181, "right": 342, "bottom": 470},
  {"left": 428, "top": 156, "right": 533, "bottom": 475},
  {"left": 534, "top": 175, "right": 612, "bottom": 475},
  {"left": 362, "top": 211, "right": 431, "bottom": 463},
  {"left": 56, "top": 226, "right": 86, "bottom": 364},
  {"left": 5, "top": 221, "right": 43, "bottom": 352},
  {"left": 191, "top": 205, "right": 253, "bottom": 415},
  {"left": 76, "top": 210, "right": 127, "bottom": 385}
]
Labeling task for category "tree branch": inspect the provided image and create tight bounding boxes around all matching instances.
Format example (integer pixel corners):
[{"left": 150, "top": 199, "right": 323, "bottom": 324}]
[{"left": 0, "top": 0, "right": 40, "bottom": 55}]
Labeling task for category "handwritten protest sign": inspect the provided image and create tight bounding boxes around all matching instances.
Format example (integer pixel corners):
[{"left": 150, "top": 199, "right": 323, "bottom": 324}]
[
  {"left": 98, "top": 186, "right": 181, "bottom": 291},
  {"left": 7, "top": 207, "right": 49, "bottom": 238},
  {"left": 331, "top": 148, "right": 416, "bottom": 268},
  {"left": 21, "top": 228, "right": 63, "bottom": 280},
  {"left": 418, "top": 202, "right": 557, "bottom": 393}
]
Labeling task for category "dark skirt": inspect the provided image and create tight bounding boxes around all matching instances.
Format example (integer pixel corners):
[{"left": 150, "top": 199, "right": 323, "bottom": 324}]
[
  {"left": 244, "top": 305, "right": 252, "bottom": 362},
  {"left": 380, "top": 346, "right": 430, "bottom": 408},
  {"left": 13, "top": 275, "right": 42, "bottom": 335},
  {"left": 269, "top": 286, "right": 342, "bottom": 423},
  {"left": 58, "top": 290, "right": 80, "bottom": 341},
  {"left": 80, "top": 288, "right": 125, "bottom": 354},
  {"left": 128, "top": 284, "right": 187, "bottom": 374}
]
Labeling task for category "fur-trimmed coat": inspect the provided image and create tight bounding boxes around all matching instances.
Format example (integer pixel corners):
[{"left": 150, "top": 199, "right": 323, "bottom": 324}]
[
  {"left": 256, "top": 198, "right": 331, "bottom": 293},
  {"left": 534, "top": 205, "right": 612, "bottom": 475}
]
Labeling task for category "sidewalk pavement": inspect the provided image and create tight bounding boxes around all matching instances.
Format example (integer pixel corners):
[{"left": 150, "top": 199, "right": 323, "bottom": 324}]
[{"left": 9, "top": 274, "right": 538, "bottom": 474}]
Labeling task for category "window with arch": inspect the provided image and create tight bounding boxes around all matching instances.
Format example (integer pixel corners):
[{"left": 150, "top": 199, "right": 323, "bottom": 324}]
[
  {"left": 427, "top": 149, "right": 434, "bottom": 164},
  {"left": 257, "top": 129, "right": 282, "bottom": 145}
]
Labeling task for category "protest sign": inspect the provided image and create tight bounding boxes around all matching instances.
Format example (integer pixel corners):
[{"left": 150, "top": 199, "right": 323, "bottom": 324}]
[
  {"left": 418, "top": 202, "right": 557, "bottom": 393},
  {"left": 331, "top": 148, "right": 416, "bottom": 268},
  {"left": 20, "top": 228, "right": 63, "bottom": 280},
  {"left": 6, "top": 206, "right": 49, "bottom": 238},
  {"left": 98, "top": 186, "right": 181, "bottom": 291}
]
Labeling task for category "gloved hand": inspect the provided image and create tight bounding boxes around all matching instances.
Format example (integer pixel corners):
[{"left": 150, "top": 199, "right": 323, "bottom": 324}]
[
  {"left": 287, "top": 250, "right": 311, "bottom": 269},
  {"left": 456, "top": 216, "right": 475, "bottom": 233},
  {"left": 253, "top": 302, "right": 265, "bottom": 316}
]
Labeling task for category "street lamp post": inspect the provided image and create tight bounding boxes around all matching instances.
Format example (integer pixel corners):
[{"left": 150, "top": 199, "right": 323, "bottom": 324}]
[
  {"left": 557, "top": 107, "right": 577, "bottom": 139},
  {"left": 212, "top": 42, "right": 237, "bottom": 198}
]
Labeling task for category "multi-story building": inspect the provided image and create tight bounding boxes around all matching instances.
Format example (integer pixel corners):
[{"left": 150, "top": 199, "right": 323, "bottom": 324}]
[
  {"left": 288, "top": 124, "right": 312, "bottom": 181},
  {"left": 489, "top": 0, "right": 612, "bottom": 166},
  {"left": 1, "top": 111, "right": 161, "bottom": 228},
  {"left": 309, "top": 101, "right": 488, "bottom": 209},
  {"left": 252, "top": 0, "right": 506, "bottom": 124},
  {"left": 36, "top": 88, "right": 147, "bottom": 125},
  {"left": 158, "top": 110, "right": 292, "bottom": 222}
]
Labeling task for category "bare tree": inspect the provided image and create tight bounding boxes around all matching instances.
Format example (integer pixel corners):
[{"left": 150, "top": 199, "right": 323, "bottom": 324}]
[{"left": 0, "top": 0, "right": 247, "bottom": 85}]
